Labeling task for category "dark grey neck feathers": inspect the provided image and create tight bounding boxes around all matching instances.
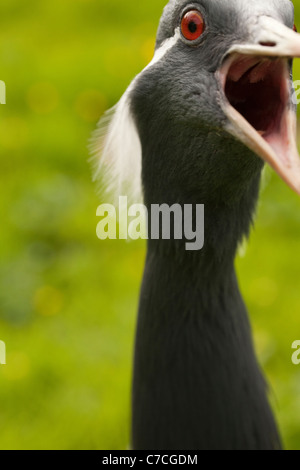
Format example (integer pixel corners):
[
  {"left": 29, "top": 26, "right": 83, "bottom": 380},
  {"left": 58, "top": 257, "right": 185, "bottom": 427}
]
[{"left": 131, "top": 119, "right": 281, "bottom": 449}]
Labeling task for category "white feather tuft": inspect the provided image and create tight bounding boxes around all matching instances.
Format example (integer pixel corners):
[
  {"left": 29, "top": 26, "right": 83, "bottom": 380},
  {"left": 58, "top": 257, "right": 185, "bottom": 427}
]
[{"left": 90, "top": 84, "right": 142, "bottom": 204}]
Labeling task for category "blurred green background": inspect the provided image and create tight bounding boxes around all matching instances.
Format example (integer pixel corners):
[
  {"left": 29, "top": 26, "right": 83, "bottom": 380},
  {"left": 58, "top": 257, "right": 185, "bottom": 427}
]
[{"left": 0, "top": 0, "right": 300, "bottom": 450}]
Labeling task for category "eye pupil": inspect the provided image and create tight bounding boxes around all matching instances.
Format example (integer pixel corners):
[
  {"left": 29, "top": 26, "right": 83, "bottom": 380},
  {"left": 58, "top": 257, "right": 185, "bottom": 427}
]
[{"left": 188, "top": 22, "right": 197, "bottom": 34}]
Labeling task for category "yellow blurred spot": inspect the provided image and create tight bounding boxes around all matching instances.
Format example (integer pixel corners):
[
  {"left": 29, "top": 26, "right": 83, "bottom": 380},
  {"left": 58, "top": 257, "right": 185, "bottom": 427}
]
[
  {"left": 0, "top": 117, "right": 29, "bottom": 149},
  {"left": 2, "top": 352, "right": 30, "bottom": 381},
  {"left": 253, "top": 330, "right": 276, "bottom": 365},
  {"left": 141, "top": 37, "right": 156, "bottom": 63},
  {"left": 249, "top": 277, "right": 278, "bottom": 307},
  {"left": 75, "top": 90, "right": 107, "bottom": 122},
  {"left": 34, "top": 286, "right": 64, "bottom": 317},
  {"left": 27, "top": 82, "right": 59, "bottom": 114},
  {"left": 254, "top": 330, "right": 272, "bottom": 356}
]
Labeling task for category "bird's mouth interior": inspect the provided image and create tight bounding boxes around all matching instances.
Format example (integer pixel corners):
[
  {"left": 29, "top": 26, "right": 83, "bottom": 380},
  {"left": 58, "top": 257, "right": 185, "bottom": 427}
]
[{"left": 220, "top": 54, "right": 291, "bottom": 155}]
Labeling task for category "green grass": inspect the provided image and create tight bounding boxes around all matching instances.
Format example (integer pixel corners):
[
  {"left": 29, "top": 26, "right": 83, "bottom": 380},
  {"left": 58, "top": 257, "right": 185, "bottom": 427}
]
[{"left": 0, "top": 0, "right": 300, "bottom": 450}]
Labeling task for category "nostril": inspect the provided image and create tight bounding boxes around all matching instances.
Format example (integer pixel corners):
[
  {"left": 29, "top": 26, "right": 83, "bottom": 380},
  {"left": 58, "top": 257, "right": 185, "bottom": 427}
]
[{"left": 259, "top": 41, "right": 277, "bottom": 47}]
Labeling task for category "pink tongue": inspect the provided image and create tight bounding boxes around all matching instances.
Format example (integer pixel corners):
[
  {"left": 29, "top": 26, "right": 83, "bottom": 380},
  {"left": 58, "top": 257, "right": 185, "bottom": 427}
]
[
  {"left": 248, "top": 61, "right": 271, "bottom": 83},
  {"left": 227, "top": 57, "right": 260, "bottom": 82},
  {"left": 227, "top": 57, "right": 272, "bottom": 84}
]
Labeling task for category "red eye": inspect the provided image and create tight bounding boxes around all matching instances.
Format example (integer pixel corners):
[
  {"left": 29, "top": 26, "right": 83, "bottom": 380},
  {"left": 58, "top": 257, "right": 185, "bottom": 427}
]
[
  {"left": 181, "top": 10, "right": 205, "bottom": 41},
  {"left": 293, "top": 24, "right": 297, "bottom": 32}
]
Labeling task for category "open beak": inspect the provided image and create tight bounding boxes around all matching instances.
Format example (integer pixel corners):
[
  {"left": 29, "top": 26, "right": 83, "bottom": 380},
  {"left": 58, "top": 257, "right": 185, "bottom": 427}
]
[{"left": 217, "top": 16, "right": 300, "bottom": 195}]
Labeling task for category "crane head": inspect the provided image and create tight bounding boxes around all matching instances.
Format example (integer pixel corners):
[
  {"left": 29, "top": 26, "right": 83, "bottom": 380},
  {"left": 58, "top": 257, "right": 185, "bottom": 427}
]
[{"left": 93, "top": 0, "right": 300, "bottom": 202}]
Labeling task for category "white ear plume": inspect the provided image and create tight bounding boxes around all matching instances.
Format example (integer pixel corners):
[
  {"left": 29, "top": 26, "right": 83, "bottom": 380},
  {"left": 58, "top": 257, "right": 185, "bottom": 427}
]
[
  {"left": 90, "top": 84, "right": 142, "bottom": 204},
  {"left": 90, "top": 31, "right": 180, "bottom": 204}
]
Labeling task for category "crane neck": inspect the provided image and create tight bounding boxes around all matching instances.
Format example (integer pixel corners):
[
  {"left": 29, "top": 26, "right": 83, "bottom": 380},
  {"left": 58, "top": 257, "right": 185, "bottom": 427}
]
[{"left": 131, "top": 152, "right": 281, "bottom": 449}]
